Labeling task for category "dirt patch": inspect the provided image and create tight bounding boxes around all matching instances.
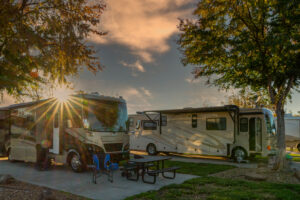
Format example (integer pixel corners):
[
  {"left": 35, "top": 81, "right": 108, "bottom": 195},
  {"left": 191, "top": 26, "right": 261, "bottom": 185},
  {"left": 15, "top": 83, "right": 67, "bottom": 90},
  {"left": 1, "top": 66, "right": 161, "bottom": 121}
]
[
  {"left": 211, "top": 166, "right": 300, "bottom": 184},
  {"left": 0, "top": 178, "right": 87, "bottom": 200}
]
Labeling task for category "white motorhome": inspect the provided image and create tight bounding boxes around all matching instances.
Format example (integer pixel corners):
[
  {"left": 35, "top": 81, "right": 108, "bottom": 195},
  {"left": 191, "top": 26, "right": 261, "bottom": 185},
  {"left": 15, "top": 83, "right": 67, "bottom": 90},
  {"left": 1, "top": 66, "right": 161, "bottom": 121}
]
[
  {"left": 0, "top": 93, "right": 129, "bottom": 172},
  {"left": 129, "top": 105, "right": 277, "bottom": 161},
  {"left": 284, "top": 114, "right": 300, "bottom": 152}
]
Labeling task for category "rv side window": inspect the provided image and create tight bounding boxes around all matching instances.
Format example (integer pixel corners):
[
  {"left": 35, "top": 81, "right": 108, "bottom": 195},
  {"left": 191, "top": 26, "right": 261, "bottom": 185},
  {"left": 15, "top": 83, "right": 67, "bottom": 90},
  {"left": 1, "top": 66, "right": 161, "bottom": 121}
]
[
  {"left": 240, "top": 118, "right": 248, "bottom": 132},
  {"left": 161, "top": 116, "right": 167, "bottom": 126},
  {"left": 143, "top": 121, "right": 157, "bottom": 130},
  {"left": 206, "top": 118, "right": 226, "bottom": 130},
  {"left": 129, "top": 117, "right": 134, "bottom": 127},
  {"left": 11, "top": 108, "right": 36, "bottom": 136},
  {"left": 192, "top": 114, "right": 197, "bottom": 128}
]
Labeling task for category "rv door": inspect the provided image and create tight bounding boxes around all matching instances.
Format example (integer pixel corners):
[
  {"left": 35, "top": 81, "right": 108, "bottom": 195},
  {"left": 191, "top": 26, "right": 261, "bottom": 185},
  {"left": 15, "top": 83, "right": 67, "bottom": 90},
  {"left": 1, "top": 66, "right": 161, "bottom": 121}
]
[
  {"left": 249, "top": 117, "right": 262, "bottom": 152},
  {"left": 50, "top": 112, "right": 60, "bottom": 154}
]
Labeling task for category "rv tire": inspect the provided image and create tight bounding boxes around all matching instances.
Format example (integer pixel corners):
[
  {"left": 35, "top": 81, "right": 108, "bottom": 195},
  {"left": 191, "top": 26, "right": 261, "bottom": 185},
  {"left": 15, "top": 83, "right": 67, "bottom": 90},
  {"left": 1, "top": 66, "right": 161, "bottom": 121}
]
[
  {"left": 232, "top": 147, "right": 247, "bottom": 163},
  {"left": 68, "top": 152, "right": 84, "bottom": 173},
  {"left": 147, "top": 143, "right": 157, "bottom": 155},
  {"left": 7, "top": 148, "right": 13, "bottom": 162}
]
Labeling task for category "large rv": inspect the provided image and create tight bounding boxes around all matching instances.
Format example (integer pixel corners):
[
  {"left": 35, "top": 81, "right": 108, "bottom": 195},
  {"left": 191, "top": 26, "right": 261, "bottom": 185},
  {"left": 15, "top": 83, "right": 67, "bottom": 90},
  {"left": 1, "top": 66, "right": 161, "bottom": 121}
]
[
  {"left": 129, "top": 105, "right": 277, "bottom": 162},
  {"left": 0, "top": 93, "right": 129, "bottom": 172},
  {"left": 284, "top": 115, "right": 300, "bottom": 152}
]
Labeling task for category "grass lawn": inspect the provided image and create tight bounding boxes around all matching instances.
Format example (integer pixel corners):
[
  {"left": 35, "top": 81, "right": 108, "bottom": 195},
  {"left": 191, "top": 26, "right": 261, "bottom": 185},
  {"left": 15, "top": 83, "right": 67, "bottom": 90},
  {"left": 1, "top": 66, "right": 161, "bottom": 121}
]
[
  {"left": 288, "top": 153, "right": 300, "bottom": 162},
  {"left": 293, "top": 157, "right": 300, "bottom": 162},
  {"left": 125, "top": 157, "right": 300, "bottom": 200},
  {"left": 162, "top": 160, "right": 235, "bottom": 176},
  {"left": 250, "top": 153, "right": 300, "bottom": 162},
  {"left": 125, "top": 176, "right": 300, "bottom": 200}
]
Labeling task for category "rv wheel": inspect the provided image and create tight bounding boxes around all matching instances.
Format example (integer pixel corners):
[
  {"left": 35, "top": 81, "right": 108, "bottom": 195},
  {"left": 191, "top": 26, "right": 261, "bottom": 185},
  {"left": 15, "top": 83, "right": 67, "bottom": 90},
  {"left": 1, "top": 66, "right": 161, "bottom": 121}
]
[
  {"left": 232, "top": 148, "right": 246, "bottom": 163},
  {"left": 7, "top": 148, "right": 13, "bottom": 161},
  {"left": 69, "top": 153, "right": 83, "bottom": 173},
  {"left": 147, "top": 144, "right": 157, "bottom": 155},
  {"left": 297, "top": 144, "right": 300, "bottom": 152}
]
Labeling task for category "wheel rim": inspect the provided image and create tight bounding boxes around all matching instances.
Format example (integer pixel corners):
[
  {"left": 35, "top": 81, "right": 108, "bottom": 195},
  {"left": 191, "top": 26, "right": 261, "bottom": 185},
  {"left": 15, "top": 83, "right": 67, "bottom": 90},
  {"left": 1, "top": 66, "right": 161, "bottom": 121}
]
[
  {"left": 148, "top": 145, "right": 155, "bottom": 154},
  {"left": 71, "top": 154, "right": 81, "bottom": 170},
  {"left": 235, "top": 149, "right": 245, "bottom": 163}
]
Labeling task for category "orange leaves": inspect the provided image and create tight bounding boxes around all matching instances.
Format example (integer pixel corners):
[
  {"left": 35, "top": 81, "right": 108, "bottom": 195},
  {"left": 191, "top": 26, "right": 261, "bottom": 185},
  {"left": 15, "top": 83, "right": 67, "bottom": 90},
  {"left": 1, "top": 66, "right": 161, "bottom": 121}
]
[{"left": 30, "top": 71, "right": 39, "bottom": 78}]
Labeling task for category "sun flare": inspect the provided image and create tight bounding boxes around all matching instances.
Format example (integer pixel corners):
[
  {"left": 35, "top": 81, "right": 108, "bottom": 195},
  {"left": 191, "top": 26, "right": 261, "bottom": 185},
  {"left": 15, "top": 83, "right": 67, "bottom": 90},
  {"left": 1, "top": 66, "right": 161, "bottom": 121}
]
[{"left": 53, "top": 86, "right": 73, "bottom": 103}]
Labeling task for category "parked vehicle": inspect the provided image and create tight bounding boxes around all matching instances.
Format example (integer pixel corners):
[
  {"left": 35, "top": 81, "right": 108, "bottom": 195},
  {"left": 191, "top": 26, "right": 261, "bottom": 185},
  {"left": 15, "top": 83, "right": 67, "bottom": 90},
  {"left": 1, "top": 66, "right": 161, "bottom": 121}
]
[
  {"left": 129, "top": 105, "right": 277, "bottom": 162},
  {"left": 284, "top": 114, "right": 300, "bottom": 152},
  {"left": 0, "top": 93, "right": 129, "bottom": 172}
]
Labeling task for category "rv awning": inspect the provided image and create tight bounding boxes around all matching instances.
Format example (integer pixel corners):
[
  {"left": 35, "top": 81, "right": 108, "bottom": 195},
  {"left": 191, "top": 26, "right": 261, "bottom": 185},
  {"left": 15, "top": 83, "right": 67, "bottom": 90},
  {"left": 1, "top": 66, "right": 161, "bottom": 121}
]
[{"left": 142, "top": 105, "right": 239, "bottom": 114}]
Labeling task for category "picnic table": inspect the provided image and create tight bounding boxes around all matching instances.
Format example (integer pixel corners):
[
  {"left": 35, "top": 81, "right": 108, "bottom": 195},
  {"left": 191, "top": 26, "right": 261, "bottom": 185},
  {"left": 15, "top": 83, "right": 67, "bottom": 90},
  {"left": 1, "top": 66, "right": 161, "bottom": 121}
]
[{"left": 123, "top": 156, "right": 180, "bottom": 184}]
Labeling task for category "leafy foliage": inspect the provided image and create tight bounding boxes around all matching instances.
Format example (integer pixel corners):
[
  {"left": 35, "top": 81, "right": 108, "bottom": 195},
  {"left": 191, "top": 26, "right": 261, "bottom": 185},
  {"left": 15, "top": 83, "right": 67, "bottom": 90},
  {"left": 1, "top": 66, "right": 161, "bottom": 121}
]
[
  {"left": 0, "top": 0, "right": 105, "bottom": 97},
  {"left": 178, "top": 0, "right": 299, "bottom": 106}
]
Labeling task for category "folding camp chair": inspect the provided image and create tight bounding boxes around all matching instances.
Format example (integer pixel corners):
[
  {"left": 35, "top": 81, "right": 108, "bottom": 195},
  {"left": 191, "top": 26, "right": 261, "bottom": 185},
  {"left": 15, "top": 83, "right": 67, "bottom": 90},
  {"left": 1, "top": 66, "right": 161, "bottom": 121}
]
[{"left": 92, "top": 153, "right": 119, "bottom": 184}]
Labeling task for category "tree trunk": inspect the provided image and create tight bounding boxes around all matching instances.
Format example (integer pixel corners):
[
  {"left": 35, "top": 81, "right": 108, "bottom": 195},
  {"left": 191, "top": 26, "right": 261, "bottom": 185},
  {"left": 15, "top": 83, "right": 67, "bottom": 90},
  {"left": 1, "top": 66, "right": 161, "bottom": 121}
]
[{"left": 273, "top": 103, "right": 288, "bottom": 170}]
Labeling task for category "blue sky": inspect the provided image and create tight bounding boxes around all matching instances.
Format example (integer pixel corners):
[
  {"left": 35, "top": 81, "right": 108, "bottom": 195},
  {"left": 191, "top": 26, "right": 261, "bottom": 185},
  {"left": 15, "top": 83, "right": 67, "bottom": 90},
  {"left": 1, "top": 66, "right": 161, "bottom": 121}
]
[{"left": 1, "top": 0, "right": 299, "bottom": 114}]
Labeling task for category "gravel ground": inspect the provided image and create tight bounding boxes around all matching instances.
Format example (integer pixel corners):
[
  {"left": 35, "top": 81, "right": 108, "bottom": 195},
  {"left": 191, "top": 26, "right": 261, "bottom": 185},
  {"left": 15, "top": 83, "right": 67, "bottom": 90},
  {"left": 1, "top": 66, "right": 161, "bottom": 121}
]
[
  {"left": 211, "top": 166, "right": 300, "bottom": 184},
  {"left": 0, "top": 179, "right": 89, "bottom": 200}
]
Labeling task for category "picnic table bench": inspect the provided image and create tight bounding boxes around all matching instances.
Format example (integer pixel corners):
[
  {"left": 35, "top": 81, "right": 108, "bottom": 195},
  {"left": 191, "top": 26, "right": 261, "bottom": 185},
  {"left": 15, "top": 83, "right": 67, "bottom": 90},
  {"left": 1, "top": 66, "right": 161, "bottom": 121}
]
[{"left": 123, "top": 156, "right": 180, "bottom": 184}]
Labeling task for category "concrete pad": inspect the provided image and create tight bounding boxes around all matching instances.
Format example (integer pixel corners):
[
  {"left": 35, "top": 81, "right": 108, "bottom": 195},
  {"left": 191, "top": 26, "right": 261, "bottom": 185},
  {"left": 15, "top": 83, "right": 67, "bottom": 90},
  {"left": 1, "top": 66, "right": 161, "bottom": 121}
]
[{"left": 0, "top": 160, "right": 196, "bottom": 200}]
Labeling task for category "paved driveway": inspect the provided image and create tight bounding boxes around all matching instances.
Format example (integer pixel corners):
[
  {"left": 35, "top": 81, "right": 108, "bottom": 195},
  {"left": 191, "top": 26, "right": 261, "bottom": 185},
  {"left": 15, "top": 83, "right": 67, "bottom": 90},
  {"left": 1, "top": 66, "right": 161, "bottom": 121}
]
[{"left": 0, "top": 159, "right": 196, "bottom": 200}]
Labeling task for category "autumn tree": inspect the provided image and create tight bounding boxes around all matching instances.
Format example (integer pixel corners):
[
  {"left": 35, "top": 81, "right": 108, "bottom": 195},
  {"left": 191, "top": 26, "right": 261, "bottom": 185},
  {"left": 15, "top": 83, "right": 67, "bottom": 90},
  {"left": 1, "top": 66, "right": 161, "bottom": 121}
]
[
  {"left": 0, "top": 0, "right": 105, "bottom": 98},
  {"left": 178, "top": 0, "right": 300, "bottom": 169}
]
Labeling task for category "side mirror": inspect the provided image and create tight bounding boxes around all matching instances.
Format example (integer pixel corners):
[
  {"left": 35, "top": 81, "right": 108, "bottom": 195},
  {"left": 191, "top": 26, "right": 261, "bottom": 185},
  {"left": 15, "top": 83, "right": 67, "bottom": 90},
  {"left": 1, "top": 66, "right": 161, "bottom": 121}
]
[{"left": 136, "top": 120, "right": 141, "bottom": 130}]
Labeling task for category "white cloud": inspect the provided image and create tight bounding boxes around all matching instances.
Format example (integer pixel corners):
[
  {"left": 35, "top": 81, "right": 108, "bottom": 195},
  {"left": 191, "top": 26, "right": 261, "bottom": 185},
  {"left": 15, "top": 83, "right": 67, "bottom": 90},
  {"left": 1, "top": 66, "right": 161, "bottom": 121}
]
[
  {"left": 121, "top": 87, "right": 154, "bottom": 113},
  {"left": 121, "top": 60, "right": 145, "bottom": 75},
  {"left": 90, "top": 0, "right": 193, "bottom": 62},
  {"left": 185, "top": 77, "right": 202, "bottom": 84},
  {"left": 140, "top": 87, "right": 152, "bottom": 98},
  {"left": 185, "top": 77, "right": 207, "bottom": 84}
]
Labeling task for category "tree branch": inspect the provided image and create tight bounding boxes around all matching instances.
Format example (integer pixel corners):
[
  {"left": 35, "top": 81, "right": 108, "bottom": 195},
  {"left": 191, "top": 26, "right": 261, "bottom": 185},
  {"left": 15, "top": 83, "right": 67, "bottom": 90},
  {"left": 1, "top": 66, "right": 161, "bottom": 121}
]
[
  {"left": 280, "top": 76, "right": 295, "bottom": 104},
  {"left": 268, "top": 79, "right": 276, "bottom": 104}
]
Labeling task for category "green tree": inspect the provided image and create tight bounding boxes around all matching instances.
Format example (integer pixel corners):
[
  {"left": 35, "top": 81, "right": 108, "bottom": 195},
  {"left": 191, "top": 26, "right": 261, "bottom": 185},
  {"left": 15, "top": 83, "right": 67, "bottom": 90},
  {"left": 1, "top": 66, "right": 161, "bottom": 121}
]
[
  {"left": 227, "top": 88, "right": 272, "bottom": 109},
  {"left": 178, "top": 0, "right": 300, "bottom": 169},
  {"left": 0, "top": 0, "right": 105, "bottom": 97}
]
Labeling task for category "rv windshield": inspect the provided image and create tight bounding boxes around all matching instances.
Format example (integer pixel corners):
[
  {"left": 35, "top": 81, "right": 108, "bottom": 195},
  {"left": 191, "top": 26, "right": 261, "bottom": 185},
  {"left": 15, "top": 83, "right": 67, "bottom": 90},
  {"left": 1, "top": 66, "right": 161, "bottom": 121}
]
[
  {"left": 83, "top": 99, "right": 128, "bottom": 132},
  {"left": 263, "top": 109, "right": 276, "bottom": 135}
]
